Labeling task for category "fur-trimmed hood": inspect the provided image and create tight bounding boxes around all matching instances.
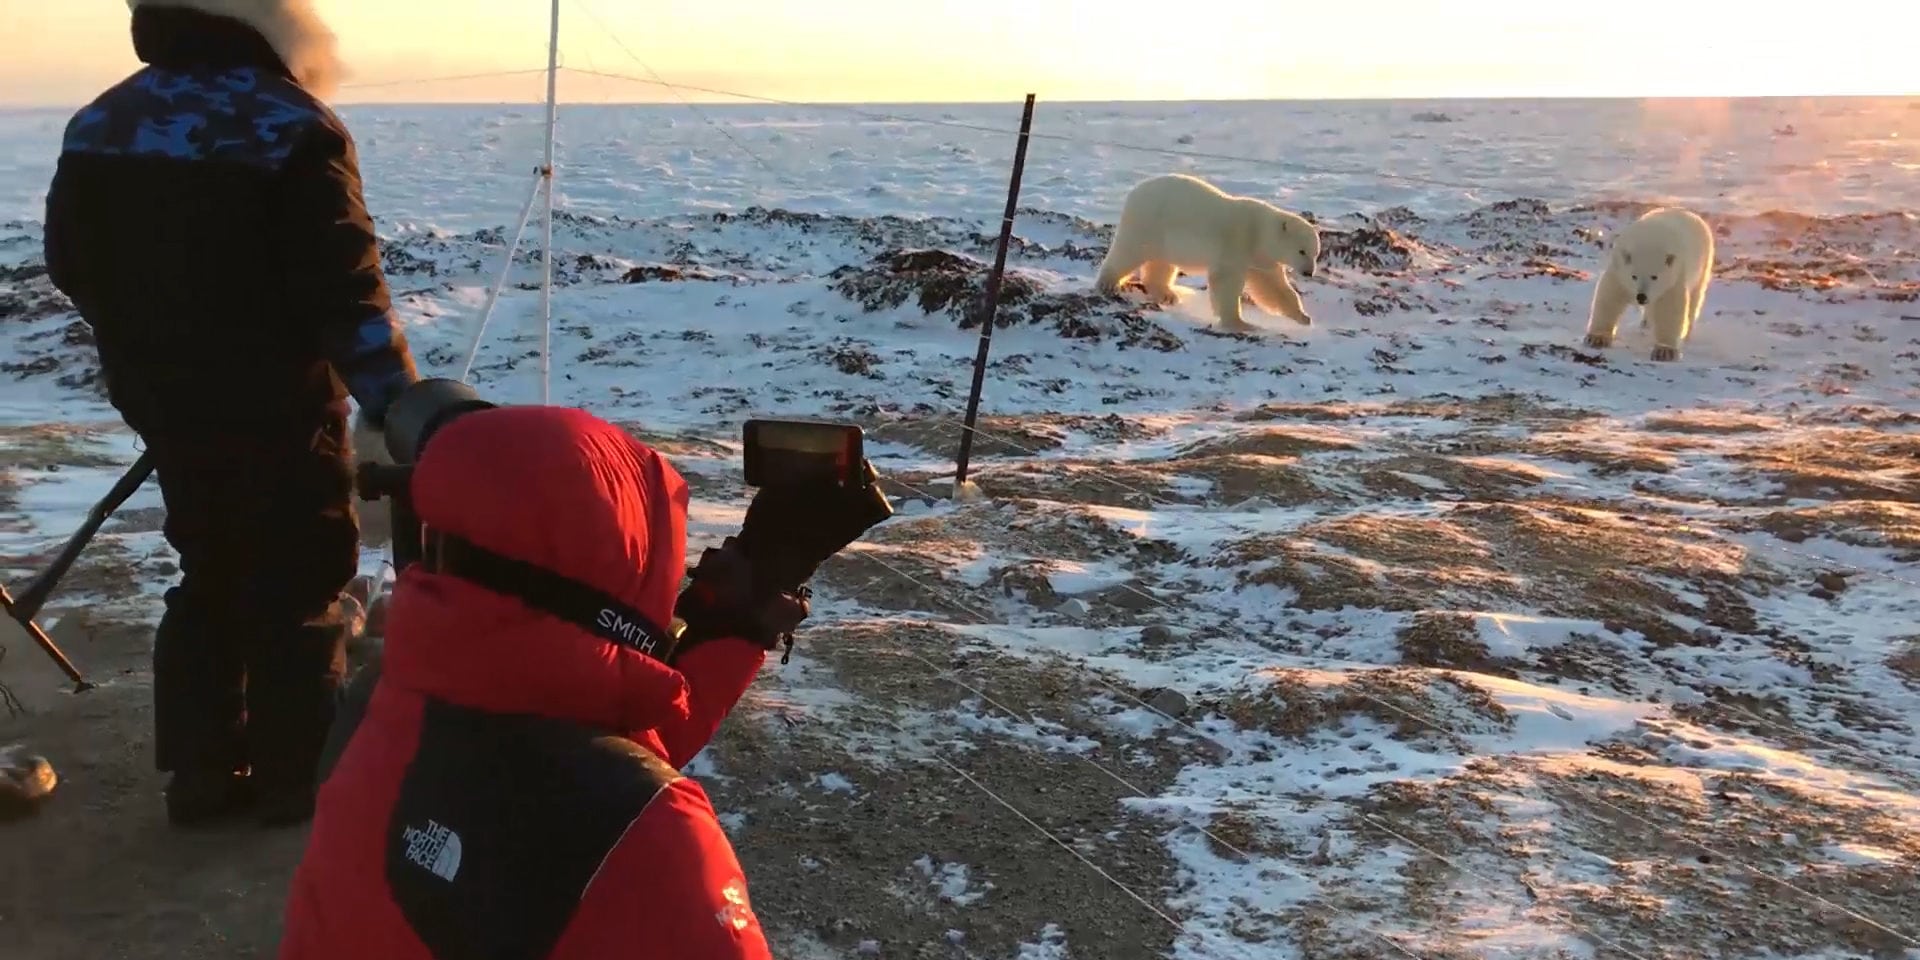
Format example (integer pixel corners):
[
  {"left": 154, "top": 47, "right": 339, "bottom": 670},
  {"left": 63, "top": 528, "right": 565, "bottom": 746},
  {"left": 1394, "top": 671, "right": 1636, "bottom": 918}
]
[{"left": 127, "top": 0, "right": 344, "bottom": 99}]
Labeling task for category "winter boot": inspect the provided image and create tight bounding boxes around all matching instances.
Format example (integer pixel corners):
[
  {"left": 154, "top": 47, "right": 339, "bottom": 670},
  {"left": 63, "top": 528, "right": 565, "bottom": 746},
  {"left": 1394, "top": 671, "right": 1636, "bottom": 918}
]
[{"left": 164, "top": 768, "right": 254, "bottom": 827}]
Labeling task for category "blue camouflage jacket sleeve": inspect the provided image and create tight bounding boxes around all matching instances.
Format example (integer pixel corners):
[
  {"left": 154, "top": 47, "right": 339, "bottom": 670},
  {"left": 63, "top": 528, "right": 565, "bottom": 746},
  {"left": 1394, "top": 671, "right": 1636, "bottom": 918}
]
[{"left": 278, "top": 117, "right": 419, "bottom": 425}]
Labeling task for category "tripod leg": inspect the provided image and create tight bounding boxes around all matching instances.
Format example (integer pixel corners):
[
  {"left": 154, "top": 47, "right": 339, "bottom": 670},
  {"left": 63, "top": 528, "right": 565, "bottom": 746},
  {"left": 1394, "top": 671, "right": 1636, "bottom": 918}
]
[
  {"left": 12, "top": 451, "right": 157, "bottom": 623},
  {"left": 1, "top": 584, "right": 88, "bottom": 691}
]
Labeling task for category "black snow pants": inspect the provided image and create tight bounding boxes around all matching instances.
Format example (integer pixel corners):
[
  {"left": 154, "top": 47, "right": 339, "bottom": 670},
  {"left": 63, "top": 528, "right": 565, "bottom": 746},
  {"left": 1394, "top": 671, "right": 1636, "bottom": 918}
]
[{"left": 145, "top": 410, "right": 359, "bottom": 791}]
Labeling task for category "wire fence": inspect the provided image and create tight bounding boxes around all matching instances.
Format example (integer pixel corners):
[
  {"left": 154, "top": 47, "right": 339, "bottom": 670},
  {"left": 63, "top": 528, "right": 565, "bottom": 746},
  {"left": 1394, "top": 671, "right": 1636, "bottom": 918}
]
[
  {"left": 862, "top": 463, "right": 1920, "bottom": 952},
  {"left": 0, "top": 15, "right": 1906, "bottom": 960},
  {"left": 563, "top": 0, "right": 799, "bottom": 192},
  {"left": 326, "top": 44, "right": 1920, "bottom": 958},
  {"left": 339, "top": 66, "right": 556, "bottom": 92},
  {"left": 911, "top": 410, "right": 1920, "bottom": 791}
]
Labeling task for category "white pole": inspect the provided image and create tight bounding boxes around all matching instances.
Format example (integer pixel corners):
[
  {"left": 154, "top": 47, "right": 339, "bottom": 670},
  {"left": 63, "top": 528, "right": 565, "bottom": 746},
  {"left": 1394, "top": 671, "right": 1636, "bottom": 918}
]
[
  {"left": 538, "top": 0, "right": 561, "bottom": 405},
  {"left": 458, "top": 168, "right": 545, "bottom": 383}
]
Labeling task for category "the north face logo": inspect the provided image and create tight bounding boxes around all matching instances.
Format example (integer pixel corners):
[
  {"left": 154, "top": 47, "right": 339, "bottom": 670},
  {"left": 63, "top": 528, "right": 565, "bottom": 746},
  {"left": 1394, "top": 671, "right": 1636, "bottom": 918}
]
[
  {"left": 402, "top": 819, "right": 463, "bottom": 882},
  {"left": 715, "top": 877, "right": 756, "bottom": 933}
]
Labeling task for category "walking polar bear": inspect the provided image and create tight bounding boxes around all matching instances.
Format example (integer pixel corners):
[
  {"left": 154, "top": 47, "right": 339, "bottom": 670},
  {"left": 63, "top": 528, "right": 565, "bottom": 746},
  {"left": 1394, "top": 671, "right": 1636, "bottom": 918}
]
[
  {"left": 1095, "top": 174, "right": 1321, "bottom": 333},
  {"left": 1583, "top": 206, "right": 1716, "bottom": 362}
]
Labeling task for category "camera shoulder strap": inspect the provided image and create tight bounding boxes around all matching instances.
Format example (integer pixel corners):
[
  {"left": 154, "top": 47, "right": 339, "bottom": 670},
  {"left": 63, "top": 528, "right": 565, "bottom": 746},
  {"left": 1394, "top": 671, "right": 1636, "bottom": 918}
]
[{"left": 419, "top": 529, "right": 684, "bottom": 662}]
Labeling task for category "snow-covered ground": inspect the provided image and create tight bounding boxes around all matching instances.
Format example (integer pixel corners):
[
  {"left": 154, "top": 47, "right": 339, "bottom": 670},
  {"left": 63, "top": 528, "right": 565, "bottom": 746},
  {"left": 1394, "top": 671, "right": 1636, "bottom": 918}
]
[{"left": 3, "top": 96, "right": 1919, "bottom": 959}]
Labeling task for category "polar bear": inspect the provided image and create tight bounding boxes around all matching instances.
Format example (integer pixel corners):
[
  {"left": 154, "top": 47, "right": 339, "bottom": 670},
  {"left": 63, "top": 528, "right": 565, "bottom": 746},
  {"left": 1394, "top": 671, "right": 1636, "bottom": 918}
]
[
  {"left": 1094, "top": 174, "right": 1320, "bottom": 333},
  {"left": 1582, "top": 206, "right": 1715, "bottom": 362}
]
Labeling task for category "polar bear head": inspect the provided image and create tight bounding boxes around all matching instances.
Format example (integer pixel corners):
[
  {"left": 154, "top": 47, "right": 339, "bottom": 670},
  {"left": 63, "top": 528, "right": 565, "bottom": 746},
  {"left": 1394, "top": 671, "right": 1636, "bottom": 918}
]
[
  {"left": 1611, "top": 237, "right": 1681, "bottom": 306},
  {"left": 1257, "top": 208, "right": 1320, "bottom": 279}
]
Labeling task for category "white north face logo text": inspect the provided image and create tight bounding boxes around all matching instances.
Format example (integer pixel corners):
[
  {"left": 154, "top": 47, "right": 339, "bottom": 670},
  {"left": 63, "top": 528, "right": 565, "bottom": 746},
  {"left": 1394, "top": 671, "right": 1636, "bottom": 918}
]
[{"left": 402, "top": 819, "right": 463, "bottom": 882}]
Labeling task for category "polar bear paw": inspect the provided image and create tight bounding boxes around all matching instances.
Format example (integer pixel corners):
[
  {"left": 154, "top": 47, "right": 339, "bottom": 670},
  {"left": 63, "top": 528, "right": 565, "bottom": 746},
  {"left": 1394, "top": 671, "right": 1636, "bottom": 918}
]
[
  {"left": 1583, "top": 333, "right": 1613, "bottom": 349},
  {"left": 1650, "top": 345, "right": 1680, "bottom": 362}
]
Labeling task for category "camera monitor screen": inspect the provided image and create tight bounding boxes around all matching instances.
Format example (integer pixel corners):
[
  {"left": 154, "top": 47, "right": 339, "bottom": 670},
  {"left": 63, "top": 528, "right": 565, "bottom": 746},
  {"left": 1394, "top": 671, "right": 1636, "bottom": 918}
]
[{"left": 742, "top": 420, "right": 865, "bottom": 488}]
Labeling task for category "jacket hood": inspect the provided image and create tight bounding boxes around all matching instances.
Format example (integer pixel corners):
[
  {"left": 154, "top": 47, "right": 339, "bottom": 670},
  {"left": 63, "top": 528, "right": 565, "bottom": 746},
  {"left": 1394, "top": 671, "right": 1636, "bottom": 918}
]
[
  {"left": 127, "top": 0, "right": 344, "bottom": 99},
  {"left": 380, "top": 406, "right": 698, "bottom": 737}
]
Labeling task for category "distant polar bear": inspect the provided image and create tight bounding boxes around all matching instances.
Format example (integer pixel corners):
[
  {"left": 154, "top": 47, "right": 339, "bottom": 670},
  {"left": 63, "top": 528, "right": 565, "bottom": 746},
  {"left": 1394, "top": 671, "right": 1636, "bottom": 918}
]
[
  {"left": 1583, "top": 206, "right": 1716, "bottom": 362},
  {"left": 1094, "top": 173, "right": 1321, "bottom": 333}
]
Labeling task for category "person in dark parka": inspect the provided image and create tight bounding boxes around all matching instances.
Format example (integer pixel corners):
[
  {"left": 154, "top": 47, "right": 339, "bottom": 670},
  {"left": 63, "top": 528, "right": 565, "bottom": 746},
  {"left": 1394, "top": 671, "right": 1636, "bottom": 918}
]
[{"left": 42, "top": 0, "right": 419, "bottom": 826}]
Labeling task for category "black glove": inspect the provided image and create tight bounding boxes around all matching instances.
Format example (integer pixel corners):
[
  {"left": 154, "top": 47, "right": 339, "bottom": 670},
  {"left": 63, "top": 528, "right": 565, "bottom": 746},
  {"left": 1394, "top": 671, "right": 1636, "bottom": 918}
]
[
  {"left": 670, "top": 462, "right": 892, "bottom": 664},
  {"left": 671, "top": 539, "right": 811, "bottom": 664},
  {"left": 734, "top": 460, "right": 893, "bottom": 596}
]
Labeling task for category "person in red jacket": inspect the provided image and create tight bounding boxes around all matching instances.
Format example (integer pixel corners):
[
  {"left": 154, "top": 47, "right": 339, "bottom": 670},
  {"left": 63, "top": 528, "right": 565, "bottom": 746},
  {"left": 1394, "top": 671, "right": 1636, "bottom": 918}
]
[{"left": 278, "top": 404, "right": 887, "bottom": 959}]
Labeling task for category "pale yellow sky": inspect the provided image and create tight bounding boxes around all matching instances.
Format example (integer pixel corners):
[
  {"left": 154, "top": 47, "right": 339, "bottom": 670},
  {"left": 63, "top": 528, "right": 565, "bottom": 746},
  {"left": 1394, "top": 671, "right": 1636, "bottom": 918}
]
[{"left": 2, "top": 1, "right": 1916, "bottom": 106}]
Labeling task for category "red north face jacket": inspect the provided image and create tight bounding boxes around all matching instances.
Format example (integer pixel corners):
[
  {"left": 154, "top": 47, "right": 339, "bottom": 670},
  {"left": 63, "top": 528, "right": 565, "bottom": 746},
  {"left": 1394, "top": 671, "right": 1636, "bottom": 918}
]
[{"left": 279, "top": 406, "right": 774, "bottom": 960}]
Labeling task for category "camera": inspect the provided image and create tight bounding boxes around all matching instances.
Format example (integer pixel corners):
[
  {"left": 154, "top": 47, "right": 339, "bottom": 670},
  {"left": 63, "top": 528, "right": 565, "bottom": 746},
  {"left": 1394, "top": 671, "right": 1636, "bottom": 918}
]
[
  {"left": 743, "top": 419, "right": 864, "bottom": 489},
  {"left": 381, "top": 378, "right": 499, "bottom": 468},
  {"left": 742, "top": 419, "right": 894, "bottom": 528}
]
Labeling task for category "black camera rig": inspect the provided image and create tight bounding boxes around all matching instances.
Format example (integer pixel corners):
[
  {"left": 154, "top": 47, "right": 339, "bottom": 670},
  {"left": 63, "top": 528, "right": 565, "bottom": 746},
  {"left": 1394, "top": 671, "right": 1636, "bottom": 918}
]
[{"left": 353, "top": 378, "right": 499, "bottom": 573}]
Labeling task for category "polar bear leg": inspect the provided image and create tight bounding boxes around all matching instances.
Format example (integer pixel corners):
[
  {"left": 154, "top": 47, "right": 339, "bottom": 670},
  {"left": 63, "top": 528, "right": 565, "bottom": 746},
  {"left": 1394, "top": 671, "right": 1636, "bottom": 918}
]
[
  {"left": 1685, "top": 271, "right": 1711, "bottom": 340},
  {"left": 1207, "top": 266, "right": 1256, "bottom": 331},
  {"left": 1139, "top": 261, "right": 1179, "bottom": 305},
  {"left": 1095, "top": 235, "right": 1148, "bottom": 295},
  {"left": 1245, "top": 266, "right": 1312, "bottom": 325},
  {"left": 1583, "top": 275, "right": 1633, "bottom": 349},
  {"left": 1647, "top": 287, "right": 1689, "bottom": 361}
]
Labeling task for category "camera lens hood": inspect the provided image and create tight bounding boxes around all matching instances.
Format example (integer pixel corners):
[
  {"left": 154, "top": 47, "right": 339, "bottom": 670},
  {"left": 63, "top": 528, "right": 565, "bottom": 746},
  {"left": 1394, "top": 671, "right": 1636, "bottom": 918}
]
[{"left": 383, "top": 378, "right": 497, "bottom": 464}]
